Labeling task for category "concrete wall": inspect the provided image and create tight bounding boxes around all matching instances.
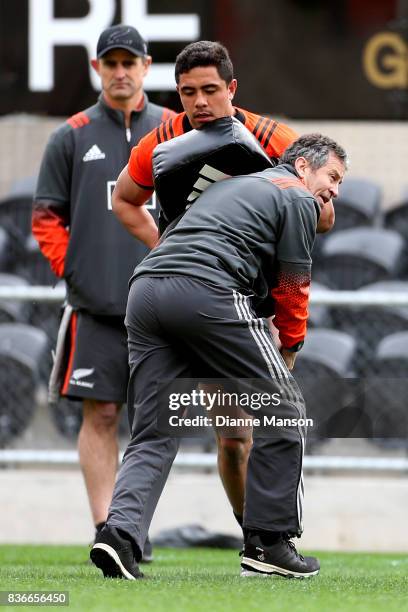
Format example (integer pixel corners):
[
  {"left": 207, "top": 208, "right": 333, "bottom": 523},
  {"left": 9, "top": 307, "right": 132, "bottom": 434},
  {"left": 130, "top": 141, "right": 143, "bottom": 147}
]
[
  {"left": 2, "top": 468, "right": 407, "bottom": 552},
  {"left": 4, "top": 404, "right": 407, "bottom": 551},
  {"left": 0, "top": 114, "right": 407, "bottom": 210}
]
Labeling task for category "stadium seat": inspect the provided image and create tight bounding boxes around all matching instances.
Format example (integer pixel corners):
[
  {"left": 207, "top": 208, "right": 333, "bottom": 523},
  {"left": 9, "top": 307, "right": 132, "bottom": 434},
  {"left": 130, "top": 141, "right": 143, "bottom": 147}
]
[
  {"left": 311, "top": 233, "right": 327, "bottom": 265},
  {"left": 0, "top": 176, "right": 37, "bottom": 266},
  {"left": 313, "top": 227, "right": 405, "bottom": 289},
  {"left": 16, "top": 234, "right": 58, "bottom": 286},
  {"left": 0, "top": 322, "right": 48, "bottom": 372},
  {"left": 364, "top": 332, "right": 408, "bottom": 447},
  {"left": 0, "top": 226, "right": 11, "bottom": 272},
  {"left": 0, "top": 273, "right": 31, "bottom": 324},
  {"left": 18, "top": 239, "right": 61, "bottom": 383},
  {"left": 308, "top": 281, "right": 333, "bottom": 328},
  {"left": 30, "top": 308, "right": 65, "bottom": 386},
  {"left": 313, "top": 178, "right": 383, "bottom": 264},
  {"left": 295, "top": 329, "right": 365, "bottom": 442},
  {"left": 50, "top": 398, "right": 130, "bottom": 440},
  {"left": 331, "top": 280, "right": 408, "bottom": 375},
  {"left": 332, "top": 176, "right": 382, "bottom": 232},
  {"left": 384, "top": 199, "right": 408, "bottom": 240},
  {"left": 384, "top": 198, "right": 408, "bottom": 274},
  {"left": 299, "top": 329, "right": 356, "bottom": 375},
  {"left": 0, "top": 175, "right": 36, "bottom": 236},
  {"left": 0, "top": 323, "right": 48, "bottom": 445},
  {"left": 50, "top": 397, "right": 82, "bottom": 439}
]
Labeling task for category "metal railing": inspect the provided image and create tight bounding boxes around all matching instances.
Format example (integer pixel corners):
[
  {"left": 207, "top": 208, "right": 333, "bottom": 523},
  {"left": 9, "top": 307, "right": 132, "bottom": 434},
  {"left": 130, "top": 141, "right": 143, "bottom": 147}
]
[
  {"left": 0, "top": 449, "right": 407, "bottom": 472},
  {"left": 1, "top": 285, "right": 408, "bottom": 472},
  {"left": 1, "top": 285, "right": 408, "bottom": 305}
]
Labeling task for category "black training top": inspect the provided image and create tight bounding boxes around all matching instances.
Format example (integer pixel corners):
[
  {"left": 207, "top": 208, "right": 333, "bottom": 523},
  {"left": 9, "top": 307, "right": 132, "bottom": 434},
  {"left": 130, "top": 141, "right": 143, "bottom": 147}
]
[{"left": 33, "top": 94, "right": 174, "bottom": 315}]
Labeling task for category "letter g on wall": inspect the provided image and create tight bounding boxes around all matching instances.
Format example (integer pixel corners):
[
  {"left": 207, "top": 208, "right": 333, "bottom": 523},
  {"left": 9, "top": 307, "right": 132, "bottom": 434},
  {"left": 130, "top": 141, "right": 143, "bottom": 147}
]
[{"left": 363, "top": 31, "right": 408, "bottom": 89}]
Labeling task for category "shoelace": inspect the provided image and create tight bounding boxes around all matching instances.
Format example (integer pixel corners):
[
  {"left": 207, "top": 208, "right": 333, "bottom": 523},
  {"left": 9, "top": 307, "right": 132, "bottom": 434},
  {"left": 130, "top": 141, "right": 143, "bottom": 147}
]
[
  {"left": 240, "top": 537, "right": 304, "bottom": 562},
  {"left": 284, "top": 537, "right": 304, "bottom": 561}
]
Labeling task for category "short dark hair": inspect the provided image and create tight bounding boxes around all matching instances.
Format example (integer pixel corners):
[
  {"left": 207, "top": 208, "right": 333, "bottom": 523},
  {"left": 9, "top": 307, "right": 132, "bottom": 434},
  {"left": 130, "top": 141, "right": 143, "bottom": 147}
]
[
  {"left": 280, "top": 133, "right": 348, "bottom": 170},
  {"left": 175, "top": 41, "right": 234, "bottom": 84}
]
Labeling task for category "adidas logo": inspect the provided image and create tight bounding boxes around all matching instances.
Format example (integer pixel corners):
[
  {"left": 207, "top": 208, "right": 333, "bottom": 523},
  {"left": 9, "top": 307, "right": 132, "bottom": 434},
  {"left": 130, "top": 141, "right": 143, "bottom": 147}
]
[
  {"left": 83, "top": 145, "right": 106, "bottom": 162},
  {"left": 187, "top": 164, "right": 230, "bottom": 203}
]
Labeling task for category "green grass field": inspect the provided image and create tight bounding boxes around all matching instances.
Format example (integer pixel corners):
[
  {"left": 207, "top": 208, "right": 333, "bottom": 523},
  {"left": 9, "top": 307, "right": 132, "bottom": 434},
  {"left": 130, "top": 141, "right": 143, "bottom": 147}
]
[{"left": 0, "top": 545, "right": 407, "bottom": 611}]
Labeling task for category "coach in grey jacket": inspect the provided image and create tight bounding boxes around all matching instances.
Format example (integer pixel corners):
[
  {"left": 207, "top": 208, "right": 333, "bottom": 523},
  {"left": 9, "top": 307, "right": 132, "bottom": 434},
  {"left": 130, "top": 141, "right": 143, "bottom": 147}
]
[{"left": 91, "top": 133, "right": 347, "bottom": 580}]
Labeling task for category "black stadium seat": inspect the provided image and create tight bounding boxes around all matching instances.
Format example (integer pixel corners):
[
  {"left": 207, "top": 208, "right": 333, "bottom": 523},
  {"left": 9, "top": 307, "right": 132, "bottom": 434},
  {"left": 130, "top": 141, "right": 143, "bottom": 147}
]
[
  {"left": 331, "top": 280, "right": 408, "bottom": 375},
  {"left": 308, "top": 281, "right": 333, "bottom": 329},
  {"left": 332, "top": 177, "right": 382, "bottom": 232},
  {"left": 385, "top": 199, "right": 408, "bottom": 241},
  {"left": 0, "top": 176, "right": 37, "bottom": 237},
  {"left": 0, "top": 226, "right": 11, "bottom": 272},
  {"left": 50, "top": 397, "right": 130, "bottom": 440},
  {"left": 0, "top": 322, "right": 48, "bottom": 367},
  {"left": 313, "top": 227, "right": 405, "bottom": 289},
  {"left": 0, "top": 273, "right": 31, "bottom": 324},
  {"left": 295, "top": 329, "right": 363, "bottom": 442},
  {"left": 0, "top": 323, "right": 48, "bottom": 446},
  {"left": 50, "top": 397, "right": 83, "bottom": 440},
  {"left": 16, "top": 234, "right": 58, "bottom": 286},
  {"left": 17, "top": 239, "right": 61, "bottom": 381},
  {"left": 298, "top": 329, "right": 356, "bottom": 375},
  {"left": 313, "top": 177, "right": 382, "bottom": 263},
  {"left": 0, "top": 176, "right": 37, "bottom": 267},
  {"left": 364, "top": 332, "right": 408, "bottom": 446},
  {"left": 384, "top": 197, "right": 408, "bottom": 274}
]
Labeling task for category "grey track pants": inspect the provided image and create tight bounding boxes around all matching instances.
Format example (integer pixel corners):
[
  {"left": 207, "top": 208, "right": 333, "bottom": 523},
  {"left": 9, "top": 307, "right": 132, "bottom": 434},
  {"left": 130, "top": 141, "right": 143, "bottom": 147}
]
[{"left": 107, "top": 276, "right": 306, "bottom": 556}]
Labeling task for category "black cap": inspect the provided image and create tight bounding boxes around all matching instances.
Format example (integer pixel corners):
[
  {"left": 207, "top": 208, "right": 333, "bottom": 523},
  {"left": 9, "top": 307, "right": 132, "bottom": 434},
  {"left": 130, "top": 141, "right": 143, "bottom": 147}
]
[{"left": 97, "top": 25, "right": 147, "bottom": 59}]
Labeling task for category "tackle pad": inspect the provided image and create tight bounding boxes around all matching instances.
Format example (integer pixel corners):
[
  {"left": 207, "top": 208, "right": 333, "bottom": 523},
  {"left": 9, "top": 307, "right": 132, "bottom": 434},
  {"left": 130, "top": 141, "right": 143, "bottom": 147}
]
[{"left": 152, "top": 116, "right": 274, "bottom": 228}]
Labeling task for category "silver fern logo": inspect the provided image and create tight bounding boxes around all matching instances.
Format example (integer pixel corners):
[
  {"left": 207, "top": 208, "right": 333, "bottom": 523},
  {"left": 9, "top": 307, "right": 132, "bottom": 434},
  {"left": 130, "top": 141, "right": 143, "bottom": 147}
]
[
  {"left": 72, "top": 368, "right": 94, "bottom": 380},
  {"left": 70, "top": 368, "right": 95, "bottom": 388}
]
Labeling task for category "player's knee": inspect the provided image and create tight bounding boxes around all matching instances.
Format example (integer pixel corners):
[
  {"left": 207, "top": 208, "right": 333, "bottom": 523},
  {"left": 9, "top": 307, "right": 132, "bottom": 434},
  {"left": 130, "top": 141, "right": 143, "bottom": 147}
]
[
  {"left": 218, "top": 437, "right": 251, "bottom": 467},
  {"left": 82, "top": 400, "right": 121, "bottom": 432}
]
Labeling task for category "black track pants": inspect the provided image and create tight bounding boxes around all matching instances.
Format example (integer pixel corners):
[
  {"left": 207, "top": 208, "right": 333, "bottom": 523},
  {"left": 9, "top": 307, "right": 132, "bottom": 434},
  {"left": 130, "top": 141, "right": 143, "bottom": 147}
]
[{"left": 107, "top": 276, "right": 306, "bottom": 553}]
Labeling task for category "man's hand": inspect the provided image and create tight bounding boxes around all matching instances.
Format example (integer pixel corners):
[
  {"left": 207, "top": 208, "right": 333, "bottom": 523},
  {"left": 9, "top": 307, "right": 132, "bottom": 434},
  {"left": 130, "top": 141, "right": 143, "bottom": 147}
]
[
  {"left": 268, "top": 317, "right": 282, "bottom": 349},
  {"left": 269, "top": 320, "right": 297, "bottom": 369},
  {"left": 280, "top": 348, "right": 297, "bottom": 370},
  {"left": 317, "top": 198, "right": 335, "bottom": 234},
  {"left": 112, "top": 165, "right": 159, "bottom": 249}
]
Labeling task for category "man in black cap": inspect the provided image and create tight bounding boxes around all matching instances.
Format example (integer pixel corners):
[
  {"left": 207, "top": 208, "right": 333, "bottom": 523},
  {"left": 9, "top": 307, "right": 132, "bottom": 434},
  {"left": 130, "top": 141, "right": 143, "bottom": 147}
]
[{"left": 32, "top": 24, "right": 175, "bottom": 559}]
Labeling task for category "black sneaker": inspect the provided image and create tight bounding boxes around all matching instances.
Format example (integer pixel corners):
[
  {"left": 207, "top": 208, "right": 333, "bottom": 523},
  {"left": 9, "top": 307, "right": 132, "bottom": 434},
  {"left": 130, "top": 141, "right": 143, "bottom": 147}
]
[
  {"left": 141, "top": 535, "right": 154, "bottom": 563},
  {"left": 90, "top": 525, "right": 143, "bottom": 580},
  {"left": 240, "top": 534, "right": 320, "bottom": 579}
]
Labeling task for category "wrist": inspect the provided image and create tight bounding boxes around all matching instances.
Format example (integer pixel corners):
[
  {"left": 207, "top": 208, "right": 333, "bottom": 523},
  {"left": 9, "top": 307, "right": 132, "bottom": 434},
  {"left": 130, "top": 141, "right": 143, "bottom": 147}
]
[{"left": 282, "top": 341, "right": 304, "bottom": 353}]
